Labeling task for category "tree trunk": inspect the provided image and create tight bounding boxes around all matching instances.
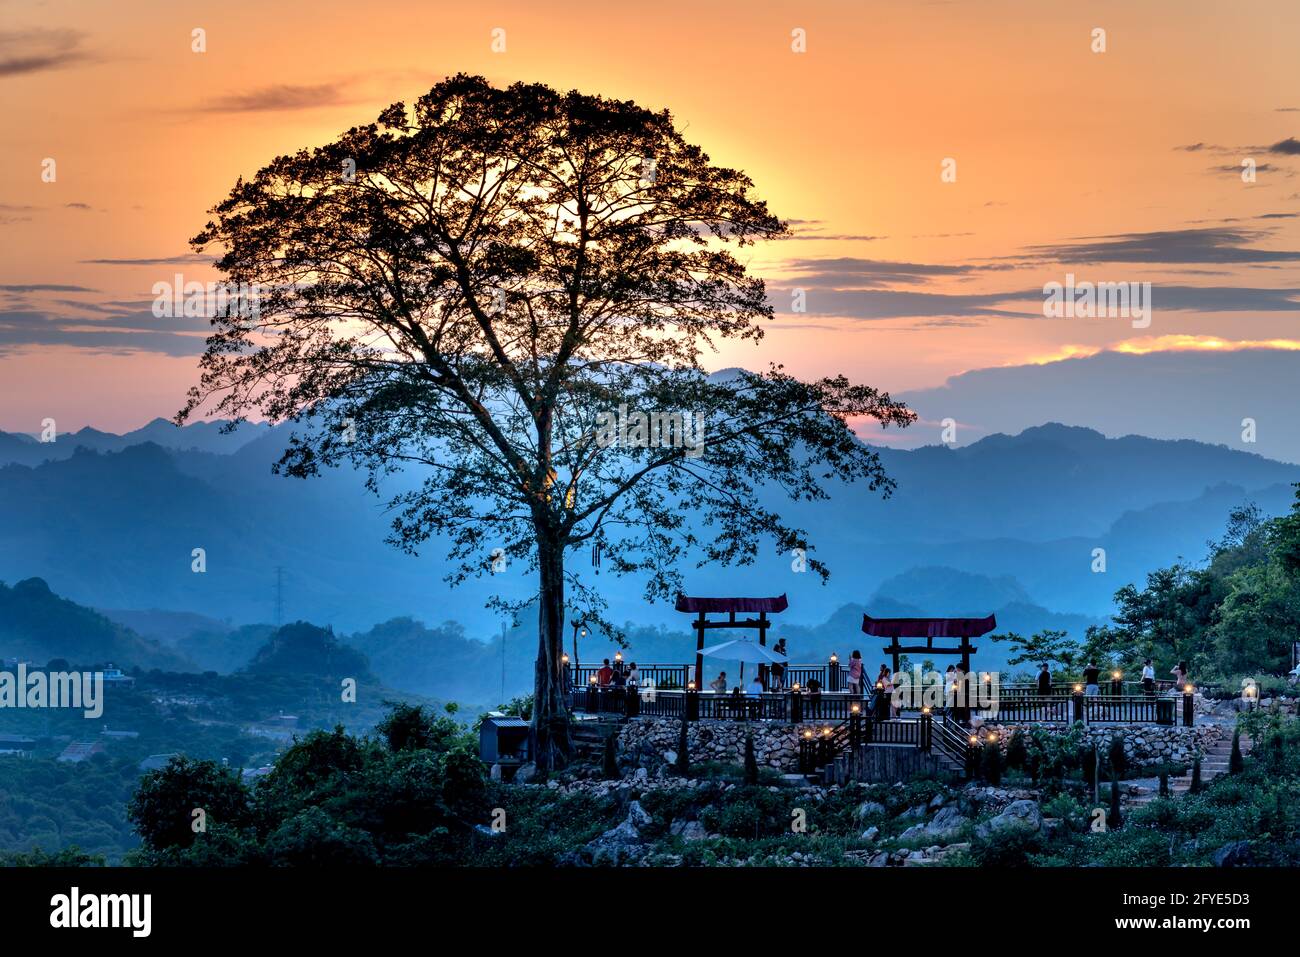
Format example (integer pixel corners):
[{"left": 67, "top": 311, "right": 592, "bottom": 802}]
[{"left": 531, "top": 534, "right": 572, "bottom": 769}]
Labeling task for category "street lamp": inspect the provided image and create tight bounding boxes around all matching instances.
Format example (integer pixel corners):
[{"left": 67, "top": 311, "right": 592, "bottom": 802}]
[{"left": 571, "top": 622, "right": 587, "bottom": 667}]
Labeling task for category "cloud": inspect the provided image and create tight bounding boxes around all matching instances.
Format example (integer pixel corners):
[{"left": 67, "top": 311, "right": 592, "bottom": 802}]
[
  {"left": 0, "top": 306, "right": 211, "bottom": 357},
  {"left": 80, "top": 253, "right": 214, "bottom": 266},
  {"left": 1209, "top": 162, "right": 1286, "bottom": 176},
  {"left": 778, "top": 256, "right": 976, "bottom": 287},
  {"left": 0, "top": 283, "right": 96, "bottom": 293},
  {"left": 1022, "top": 227, "right": 1300, "bottom": 265},
  {"left": 771, "top": 286, "right": 1032, "bottom": 321},
  {"left": 1267, "top": 137, "right": 1300, "bottom": 155},
  {"left": 0, "top": 28, "right": 96, "bottom": 77},
  {"left": 769, "top": 280, "right": 1300, "bottom": 323},
  {"left": 196, "top": 83, "right": 352, "bottom": 113},
  {"left": 1020, "top": 335, "right": 1300, "bottom": 365},
  {"left": 776, "top": 221, "right": 886, "bottom": 242}
]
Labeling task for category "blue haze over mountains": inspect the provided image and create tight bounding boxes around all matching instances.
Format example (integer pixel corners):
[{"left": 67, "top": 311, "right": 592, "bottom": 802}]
[{"left": 1, "top": 400, "right": 1298, "bottom": 701}]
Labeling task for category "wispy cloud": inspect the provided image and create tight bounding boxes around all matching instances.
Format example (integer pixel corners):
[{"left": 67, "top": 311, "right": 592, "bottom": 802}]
[
  {"left": 80, "top": 253, "right": 214, "bottom": 266},
  {"left": 1022, "top": 227, "right": 1300, "bottom": 265},
  {"left": 0, "top": 306, "right": 210, "bottom": 357},
  {"left": 196, "top": 83, "right": 352, "bottom": 113},
  {"left": 0, "top": 28, "right": 97, "bottom": 78}
]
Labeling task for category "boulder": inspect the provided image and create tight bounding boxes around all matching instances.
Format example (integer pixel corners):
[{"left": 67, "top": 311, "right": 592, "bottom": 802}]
[
  {"left": 1212, "top": 841, "right": 1254, "bottom": 868},
  {"left": 925, "top": 804, "right": 968, "bottom": 838},
  {"left": 899, "top": 823, "right": 927, "bottom": 841},
  {"left": 515, "top": 762, "right": 538, "bottom": 784},
  {"left": 976, "top": 799, "right": 1043, "bottom": 839},
  {"left": 670, "top": 820, "right": 709, "bottom": 841},
  {"left": 856, "top": 800, "right": 887, "bottom": 821},
  {"left": 861, "top": 826, "right": 880, "bottom": 842},
  {"left": 625, "top": 800, "right": 652, "bottom": 829}
]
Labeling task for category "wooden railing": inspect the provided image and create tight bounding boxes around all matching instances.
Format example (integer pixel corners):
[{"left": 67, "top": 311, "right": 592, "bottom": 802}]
[
  {"left": 980, "top": 692, "right": 1183, "bottom": 726},
  {"left": 570, "top": 686, "right": 1192, "bottom": 727},
  {"left": 572, "top": 663, "right": 690, "bottom": 690},
  {"left": 569, "top": 686, "right": 868, "bottom": 722}
]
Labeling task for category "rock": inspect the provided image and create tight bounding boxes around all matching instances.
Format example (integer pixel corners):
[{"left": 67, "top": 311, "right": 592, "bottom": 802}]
[
  {"left": 1212, "top": 841, "right": 1254, "bottom": 868},
  {"left": 861, "top": 826, "right": 880, "bottom": 842},
  {"left": 856, "top": 800, "right": 887, "bottom": 821},
  {"left": 868, "top": 852, "right": 890, "bottom": 867},
  {"left": 625, "top": 800, "right": 652, "bottom": 829},
  {"left": 898, "top": 804, "right": 927, "bottom": 822},
  {"left": 473, "top": 824, "right": 502, "bottom": 837},
  {"left": 663, "top": 750, "right": 677, "bottom": 765},
  {"left": 670, "top": 820, "right": 708, "bottom": 841},
  {"left": 489, "top": 763, "right": 502, "bottom": 781},
  {"left": 899, "top": 823, "right": 927, "bottom": 841},
  {"left": 633, "top": 768, "right": 648, "bottom": 783},
  {"left": 597, "top": 819, "right": 642, "bottom": 846},
  {"left": 928, "top": 793, "right": 948, "bottom": 811},
  {"left": 515, "top": 762, "right": 538, "bottom": 784},
  {"left": 976, "top": 800, "right": 1043, "bottom": 840},
  {"left": 925, "top": 804, "right": 968, "bottom": 837}
]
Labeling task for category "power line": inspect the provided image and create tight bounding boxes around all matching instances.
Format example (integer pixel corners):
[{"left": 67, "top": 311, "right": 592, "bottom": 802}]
[{"left": 274, "top": 566, "right": 285, "bottom": 628}]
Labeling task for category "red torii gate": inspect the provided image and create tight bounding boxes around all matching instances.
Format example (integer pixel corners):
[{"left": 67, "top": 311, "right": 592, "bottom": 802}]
[
  {"left": 862, "top": 613, "right": 997, "bottom": 675},
  {"left": 675, "top": 594, "right": 788, "bottom": 687}
]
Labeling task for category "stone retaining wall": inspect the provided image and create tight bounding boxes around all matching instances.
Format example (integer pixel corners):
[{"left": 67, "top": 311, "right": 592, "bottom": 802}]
[
  {"left": 980, "top": 721, "right": 1224, "bottom": 767},
  {"left": 618, "top": 716, "right": 1226, "bottom": 774},
  {"left": 618, "top": 717, "right": 825, "bottom": 772}
]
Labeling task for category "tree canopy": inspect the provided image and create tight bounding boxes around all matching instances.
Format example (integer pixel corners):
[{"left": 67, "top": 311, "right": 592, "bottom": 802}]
[{"left": 179, "top": 74, "right": 913, "bottom": 765}]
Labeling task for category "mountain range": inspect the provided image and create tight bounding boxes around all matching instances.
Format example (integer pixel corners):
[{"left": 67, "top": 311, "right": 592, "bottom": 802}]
[{"left": 2, "top": 411, "right": 1295, "bottom": 690}]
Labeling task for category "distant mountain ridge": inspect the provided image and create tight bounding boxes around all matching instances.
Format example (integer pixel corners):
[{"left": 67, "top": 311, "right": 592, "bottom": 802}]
[
  {"left": 0, "top": 418, "right": 269, "bottom": 466},
  {"left": 0, "top": 577, "right": 195, "bottom": 670},
  {"left": 0, "top": 416, "right": 1294, "bottom": 638}
]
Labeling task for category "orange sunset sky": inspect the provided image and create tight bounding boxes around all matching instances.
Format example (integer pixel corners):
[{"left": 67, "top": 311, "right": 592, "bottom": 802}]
[{"left": 2, "top": 0, "right": 1298, "bottom": 436}]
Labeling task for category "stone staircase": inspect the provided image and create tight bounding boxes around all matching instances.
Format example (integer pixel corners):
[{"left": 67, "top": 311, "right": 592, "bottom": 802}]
[
  {"left": 570, "top": 716, "right": 626, "bottom": 758},
  {"left": 815, "top": 743, "right": 965, "bottom": 786},
  {"left": 1129, "top": 728, "right": 1249, "bottom": 806}
]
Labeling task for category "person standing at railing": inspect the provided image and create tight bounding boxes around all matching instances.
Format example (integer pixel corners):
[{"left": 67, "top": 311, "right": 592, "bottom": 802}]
[
  {"left": 847, "top": 650, "right": 864, "bottom": 696},
  {"left": 770, "top": 639, "right": 788, "bottom": 690},
  {"left": 1083, "top": 661, "right": 1101, "bottom": 697},
  {"left": 1037, "top": 663, "right": 1052, "bottom": 697},
  {"left": 806, "top": 677, "right": 822, "bottom": 718},
  {"left": 1170, "top": 661, "right": 1188, "bottom": 692},
  {"left": 1141, "top": 659, "right": 1155, "bottom": 697},
  {"left": 627, "top": 663, "right": 640, "bottom": 691},
  {"left": 709, "top": 671, "right": 728, "bottom": 694}
]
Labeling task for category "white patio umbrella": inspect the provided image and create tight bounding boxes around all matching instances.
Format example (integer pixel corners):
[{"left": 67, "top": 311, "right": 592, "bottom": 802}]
[{"left": 699, "top": 638, "right": 788, "bottom": 686}]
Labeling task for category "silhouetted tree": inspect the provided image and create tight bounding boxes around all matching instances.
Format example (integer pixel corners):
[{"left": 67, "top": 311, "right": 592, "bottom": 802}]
[
  {"left": 1005, "top": 729, "right": 1028, "bottom": 770},
  {"left": 1108, "top": 733, "right": 1127, "bottom": 779},
  {"left": 602, "top": 733, "right": 620, "bottom": 780},
  {"left": 1082, "top": 745, "right": 1098, "bottom": 790},
  {"left": 980, "top": 741, "right": 1003, "bottom": 785},
  {"left": 127, "top": 756, "right": 250, "bottom": 851},
  {"left": 179, "top": 74, "right": 912, "bottom": 769},
  {"left": 743, "top": 732, "right": 759, "bottom": 785}
]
